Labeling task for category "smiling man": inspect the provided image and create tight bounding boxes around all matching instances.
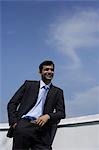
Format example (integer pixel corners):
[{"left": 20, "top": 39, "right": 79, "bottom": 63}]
[{"left": 7, "top": 60, "right": 66, "bottom": 150}]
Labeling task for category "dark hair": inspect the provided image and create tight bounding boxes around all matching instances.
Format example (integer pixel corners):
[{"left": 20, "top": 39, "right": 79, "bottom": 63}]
[{"left": 39, "top": 60, "right": 55, "bottom": 73}]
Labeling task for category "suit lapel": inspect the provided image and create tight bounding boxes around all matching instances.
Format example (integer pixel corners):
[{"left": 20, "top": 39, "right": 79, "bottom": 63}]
[
  {"left": 30, "top": 81, "right": 40, "bottom": 103},
  {"left": 26, "top": 81, "right": 40, "bottom": 111},
  {"left": 20, "top": 81, "right": 40, "bottom": 117},
  {"left": 44, "top": 84, "right": 55, "bottom": 107}
]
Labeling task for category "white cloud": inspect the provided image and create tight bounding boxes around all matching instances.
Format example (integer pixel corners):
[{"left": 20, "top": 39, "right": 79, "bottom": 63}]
[
  {"left": 67, "top": 86, "right": 99, "bottom": 117},
  {"left": 47, "top": 7, "right": 99, "bottom": 117},
  {"left": 48, "top": 9, "right": 99, "bottom": 69}
]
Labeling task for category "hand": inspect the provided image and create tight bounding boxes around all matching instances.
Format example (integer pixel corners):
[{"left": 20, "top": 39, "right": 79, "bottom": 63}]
[
  {"left": 35, "top": 114, "right": 50, "bottom": 127},
  {"left": 12, "top": 123, "right": 17, "bottom": 129}
]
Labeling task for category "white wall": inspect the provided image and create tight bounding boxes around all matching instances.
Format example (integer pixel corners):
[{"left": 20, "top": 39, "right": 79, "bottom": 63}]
[
  {"left": 0, "top": 114, "right": 99, "bottom": 150},
  {"left": 53, "top": 114, "right": 99, "bottom": 150},
  {"left": 0, "top": 132, "right": 12, "bottom": 150}
]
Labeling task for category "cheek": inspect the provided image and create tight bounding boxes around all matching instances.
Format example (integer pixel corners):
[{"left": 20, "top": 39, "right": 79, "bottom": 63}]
[{"left": 42, "top": 72, "right": 47, "bottom": 76}]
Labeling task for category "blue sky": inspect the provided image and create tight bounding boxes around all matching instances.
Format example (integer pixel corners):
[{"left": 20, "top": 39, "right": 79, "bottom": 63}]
[{"left": 1, "top": 0, "right": 99, "bottom": 123}]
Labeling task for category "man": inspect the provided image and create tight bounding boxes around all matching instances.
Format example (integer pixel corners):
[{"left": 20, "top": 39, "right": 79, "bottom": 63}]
[{"left": 7, "top": 60, "right": 66, "bottom": 150}]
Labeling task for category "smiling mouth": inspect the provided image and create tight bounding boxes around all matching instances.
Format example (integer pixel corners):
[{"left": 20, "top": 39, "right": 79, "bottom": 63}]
[
  {"left": 46, "top": 75, "right": 52, "bottom": 78},
  {"left": 46, "top": 74, "right": 53, "bottom": 78}
]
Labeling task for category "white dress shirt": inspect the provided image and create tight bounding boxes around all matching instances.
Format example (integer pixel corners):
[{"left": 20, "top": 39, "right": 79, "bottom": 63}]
[{"left": 22, "top": 80, "right": 50, "bottom": 119}]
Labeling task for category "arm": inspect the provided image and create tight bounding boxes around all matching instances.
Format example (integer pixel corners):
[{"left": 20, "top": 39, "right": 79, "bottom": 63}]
[
  {"left": 7, "top": 81, "right": 26, "bottom": 126},
  {"left": 36, "top": 89, "right": 66, "bottom": 126},
  {"left": 48, "top": 89, "right": 66, "bottom": 123}
]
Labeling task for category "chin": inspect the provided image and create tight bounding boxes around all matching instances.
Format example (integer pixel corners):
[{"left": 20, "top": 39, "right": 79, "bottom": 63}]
[
  {"left": 46, "top": 78, "right": 51, "bottom": 80},
  {"left": 45, "top": 77, "right": 52, "bottom": 80}
]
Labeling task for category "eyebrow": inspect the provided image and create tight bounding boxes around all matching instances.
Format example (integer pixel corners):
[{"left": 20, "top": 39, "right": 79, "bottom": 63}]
[{"left": 44, "top": 68, "right": 54, "bottom": 71}]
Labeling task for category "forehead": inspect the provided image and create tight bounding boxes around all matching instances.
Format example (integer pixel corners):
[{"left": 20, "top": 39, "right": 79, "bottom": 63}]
[{"left": 42, "top": 65, "right": 54, "bottom": 69}]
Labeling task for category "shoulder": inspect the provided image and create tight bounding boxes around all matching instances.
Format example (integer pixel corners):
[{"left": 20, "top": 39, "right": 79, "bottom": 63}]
[
  {"left": 24, "top": 80, "right": 39, "bottom": 87},
  {"left": 52, "top": 84, "right": 63, "bottom": 92}
]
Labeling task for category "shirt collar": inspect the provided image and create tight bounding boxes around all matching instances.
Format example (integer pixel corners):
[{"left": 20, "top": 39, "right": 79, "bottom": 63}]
[{"left": 40, "top": 80, "right": 51, "bottom": 89}]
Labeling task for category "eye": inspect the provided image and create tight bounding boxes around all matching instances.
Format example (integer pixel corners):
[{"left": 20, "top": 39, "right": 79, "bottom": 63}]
[
  {"left": 45, "top": 68, "right": 49, "bottom": 71},
  {"left": 44, "top": 68, "right": 54, "bottom": 71},
  {"left": 51, "top": 69, "right": 54, "bottom": 71}
]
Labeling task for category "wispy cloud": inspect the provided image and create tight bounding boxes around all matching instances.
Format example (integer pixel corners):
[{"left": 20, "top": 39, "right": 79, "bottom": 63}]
[
  {"left": 48, "top": 8, "right": 99, "bottom": 69},
  {"left": 67, "top": 86, "right": 99, "bottom": 117},
  {"left": 47, "top": 7, "right": 99, "bottom": 117}
]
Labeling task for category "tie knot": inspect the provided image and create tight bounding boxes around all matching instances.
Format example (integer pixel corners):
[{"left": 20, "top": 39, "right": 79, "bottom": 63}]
[{"left": 42, "top": 85, "right": 49, "bottom": 90}]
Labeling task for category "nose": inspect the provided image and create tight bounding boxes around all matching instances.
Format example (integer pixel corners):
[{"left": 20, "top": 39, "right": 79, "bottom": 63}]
[
  {"left": 48, "top": 69, "right": 53, "bottom": 73},
  {"left": 47, "top": 70, "right": 51, "bottom": 74}
]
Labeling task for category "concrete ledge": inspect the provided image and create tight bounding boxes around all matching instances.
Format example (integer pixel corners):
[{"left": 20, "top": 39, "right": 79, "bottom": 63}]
[
  {"left": 0, "top": 114, "right": 99, "bottom": 130},
  {"left": 0, "top": 114, "right": 99, "bottom": 150},
  {"left": 58, "top": 114, "right": 99, "bottom": 128},
  {"left": 53, "top": 114, "right": 99, "bottom": 150},
  {"left": 59, "top": 114, "right": 99, "bottom": 125}
]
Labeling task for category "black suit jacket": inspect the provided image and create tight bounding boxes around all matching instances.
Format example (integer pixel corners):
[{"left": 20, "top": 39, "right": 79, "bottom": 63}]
[{"left": 7, "top": 80, "right": 65, "bottom": 139}]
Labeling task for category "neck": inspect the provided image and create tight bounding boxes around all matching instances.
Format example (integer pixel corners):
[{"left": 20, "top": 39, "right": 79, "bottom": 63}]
[{"left": 42, "top": 79, "right": 51, "bottom": 85}]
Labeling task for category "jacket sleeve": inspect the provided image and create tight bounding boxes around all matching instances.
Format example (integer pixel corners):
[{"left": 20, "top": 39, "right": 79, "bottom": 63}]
[
  {"left": 48, "top": 89, "right": 66, "bottom": 124},
  {"left": 7, "top": 81, "right": 27, "bottom": 126}
]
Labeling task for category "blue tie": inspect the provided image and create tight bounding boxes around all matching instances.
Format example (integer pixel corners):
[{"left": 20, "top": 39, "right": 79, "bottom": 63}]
[
  {"left": 36, "top": 86, "right": 48, "bottom": 107},
  {"left": 23, "top": 85, "right": 49, "bottom": 120}
]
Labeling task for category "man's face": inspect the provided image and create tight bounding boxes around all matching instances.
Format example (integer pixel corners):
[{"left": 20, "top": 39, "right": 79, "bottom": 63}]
[{"left": 40, "top": 65, "right": 54, "bottom": 82}]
